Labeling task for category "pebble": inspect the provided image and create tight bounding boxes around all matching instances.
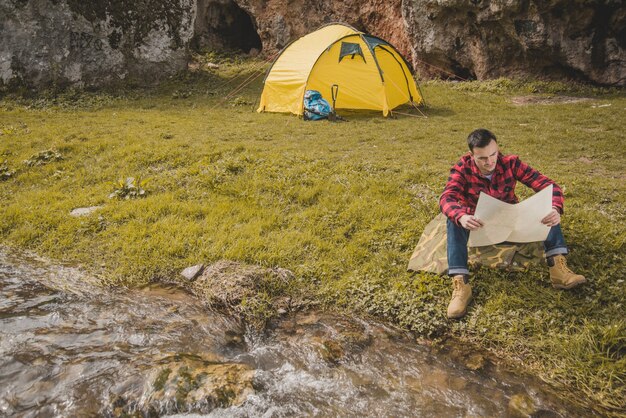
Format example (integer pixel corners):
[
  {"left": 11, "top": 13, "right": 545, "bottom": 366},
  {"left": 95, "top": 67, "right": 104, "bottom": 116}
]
[{"left": 181, "top": 264, "right": 204, "bottom": 281}]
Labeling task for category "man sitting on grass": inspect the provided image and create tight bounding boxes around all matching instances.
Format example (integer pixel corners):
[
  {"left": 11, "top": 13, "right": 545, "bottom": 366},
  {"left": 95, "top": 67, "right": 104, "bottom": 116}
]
[{"left": 440, "top": 128, "right": 586, "bottom": 319}]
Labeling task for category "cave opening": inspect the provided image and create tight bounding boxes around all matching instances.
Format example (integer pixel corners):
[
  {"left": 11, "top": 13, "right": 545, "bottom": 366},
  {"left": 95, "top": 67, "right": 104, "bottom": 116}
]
[
  {"left": 449, "top": 60, "right": 475, "bottom": 81},
  {"left": 193, "top": 0, "right": 262, "bottom": 54}
]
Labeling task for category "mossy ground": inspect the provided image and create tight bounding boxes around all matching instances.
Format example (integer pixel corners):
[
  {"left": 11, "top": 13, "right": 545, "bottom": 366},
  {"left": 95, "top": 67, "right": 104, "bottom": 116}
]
[{"left": 1, "top": 57, "right": 624, "bottom": 415}]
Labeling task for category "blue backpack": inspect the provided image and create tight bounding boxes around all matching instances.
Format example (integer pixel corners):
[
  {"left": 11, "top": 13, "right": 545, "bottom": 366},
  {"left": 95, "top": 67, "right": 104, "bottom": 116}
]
[{"left": 303, "top": 90, "right": 332, "bottom": 121}]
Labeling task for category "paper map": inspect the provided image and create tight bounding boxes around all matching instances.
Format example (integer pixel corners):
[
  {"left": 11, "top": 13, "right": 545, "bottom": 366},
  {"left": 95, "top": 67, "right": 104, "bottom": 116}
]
[{"left": 468, "top": 185, "right": 553, "bottom": 247}]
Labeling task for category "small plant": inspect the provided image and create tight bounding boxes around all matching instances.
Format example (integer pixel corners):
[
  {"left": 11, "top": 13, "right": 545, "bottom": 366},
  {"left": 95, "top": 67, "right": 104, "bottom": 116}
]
[
  {"left": 0, "top": 122, "right": 29, "bottom": 136},
  {"left": 23, "top": 149, "right": 63, "bottom": 166},
  {"left": 0, "top": 160, "right": 15, "bottom": 180},
  {"left": 109, "top": 177, "right": 149, "bottom": 200},
  {"left": 171, "top": 89, "right": 191, "bottom": 99},
  {"left": 0, "top": 125, "right": 18, "bottom": 135}
]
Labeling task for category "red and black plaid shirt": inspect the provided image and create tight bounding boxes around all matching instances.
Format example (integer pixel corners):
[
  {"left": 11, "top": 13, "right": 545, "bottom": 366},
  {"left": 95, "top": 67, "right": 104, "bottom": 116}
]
[{"left": 440, "top": 153, "right": 564, "bottom": 226}]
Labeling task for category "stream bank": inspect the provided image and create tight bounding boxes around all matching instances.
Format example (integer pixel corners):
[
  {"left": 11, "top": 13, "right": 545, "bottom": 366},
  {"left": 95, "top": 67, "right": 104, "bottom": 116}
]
[{"left": 0, "top": 247, "right": 590, "bottom": 417}]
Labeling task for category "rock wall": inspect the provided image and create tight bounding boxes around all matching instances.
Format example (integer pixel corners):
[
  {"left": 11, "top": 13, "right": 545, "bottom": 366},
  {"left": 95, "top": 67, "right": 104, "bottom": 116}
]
[
  {"left": 0, "top": 0, "right": 196, "bottom": 89},
  {"left": 238, "top": 0, "right": 625, "bottom": 86},
  {"left": 236, "top": 0, "right": 411, "bottom": 61},
  {"left": 1, "top": 0, "right": 624, "bottom": 88},
  {"left": 402, "top": 0, "right": 625, "bottom": 85}
]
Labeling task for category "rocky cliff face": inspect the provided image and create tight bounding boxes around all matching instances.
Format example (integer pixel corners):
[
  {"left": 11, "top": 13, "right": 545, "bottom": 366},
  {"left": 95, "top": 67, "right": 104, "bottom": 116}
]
[
  {"left": 0, "top": 0, "right": 196, "bottom": 89},
  {"left": 239, "top": 0, "right": 624, "bottom": 86},
  {"left": 235, "top": 0, "right": 411, "bottom": 60},
  {"left": 1, "top": 0, "right": 623, "bottom": 88},
  {"left": 402, "top": 0, "right": 625, "bottom": 85}
]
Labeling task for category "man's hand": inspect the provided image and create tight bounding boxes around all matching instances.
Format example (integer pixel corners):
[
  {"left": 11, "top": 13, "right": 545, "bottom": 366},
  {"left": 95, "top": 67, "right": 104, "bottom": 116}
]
[
  {"left": 459, "top": 214, "right": 484, "bottom": 230},
  {"left": 542, "top": 208, "right": 561, "bottom": 227}
]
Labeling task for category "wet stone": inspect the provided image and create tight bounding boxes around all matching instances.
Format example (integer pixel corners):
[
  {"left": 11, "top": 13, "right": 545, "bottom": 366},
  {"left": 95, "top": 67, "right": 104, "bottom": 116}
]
[
  {"left": 110, "top": 355, "right": 254, "bottom": 415},
  {"left": 296, "top": 312, "right": 320, "bottom": 326},
  {"left": 290, "top": 313, "right": 376, "bottom": 365},
  {"left": 224, "top": 330, "right": 247, "bottom": 350},
  {"left": 422, "top": 368, "right": 451, "bottom": 391},
  {"left": 316, "top": 338, "right": 345, "bottom": 364},
  {"left": 465, "top": 353, "right": 486, "bottom": 370},
  {"left": 338, "top": 328, "right": 372, "bottom": 350},
  {"left": 508, "top": 393, "right": 538, "bottom": 417},
  {"left": 275, "top": 317, "right": 298, "bottom": 334}
]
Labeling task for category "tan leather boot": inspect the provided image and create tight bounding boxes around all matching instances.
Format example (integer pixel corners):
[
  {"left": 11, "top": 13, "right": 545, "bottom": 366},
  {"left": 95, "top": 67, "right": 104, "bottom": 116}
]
[
  {"left": 549, "top": 255, "right": 586, "bottom": 289},
  {"left": 447, "top": 275, "right": 472, "bottom": 319}
]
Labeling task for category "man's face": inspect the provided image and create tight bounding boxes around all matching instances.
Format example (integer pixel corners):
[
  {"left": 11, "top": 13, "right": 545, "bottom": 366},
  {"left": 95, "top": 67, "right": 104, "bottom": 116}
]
[{"left": 471, "top": 140, "right": 499, "bottom": 175}]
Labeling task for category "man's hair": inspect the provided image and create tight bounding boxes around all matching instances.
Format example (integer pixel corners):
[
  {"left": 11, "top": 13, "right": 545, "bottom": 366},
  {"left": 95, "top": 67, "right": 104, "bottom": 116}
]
[{"left": 467, "top": 129, "right": 497, "bottom": 151}]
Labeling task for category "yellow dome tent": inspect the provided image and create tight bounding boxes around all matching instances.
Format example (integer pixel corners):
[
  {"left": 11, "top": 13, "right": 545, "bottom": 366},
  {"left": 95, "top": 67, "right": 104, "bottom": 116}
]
[{"left": 257, "top": 23, "right": 424, "bottom": 117}]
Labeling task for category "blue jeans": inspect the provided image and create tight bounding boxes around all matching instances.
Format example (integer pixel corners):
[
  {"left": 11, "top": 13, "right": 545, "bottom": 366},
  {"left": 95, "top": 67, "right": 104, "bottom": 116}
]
[{"left": 446, "top": 218, "right": 568, "bottom": 276}]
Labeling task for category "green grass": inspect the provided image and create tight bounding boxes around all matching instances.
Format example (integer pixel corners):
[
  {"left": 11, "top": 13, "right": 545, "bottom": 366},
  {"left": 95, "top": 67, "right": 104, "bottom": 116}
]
[{"left": 1, "top": 59, "right": 625, "bottom": 415}]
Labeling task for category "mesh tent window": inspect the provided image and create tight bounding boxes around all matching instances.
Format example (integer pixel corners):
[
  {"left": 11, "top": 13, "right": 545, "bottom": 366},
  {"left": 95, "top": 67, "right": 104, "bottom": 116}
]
[{"left": 339, "top": 42, "right": 365, "bottom": 63}]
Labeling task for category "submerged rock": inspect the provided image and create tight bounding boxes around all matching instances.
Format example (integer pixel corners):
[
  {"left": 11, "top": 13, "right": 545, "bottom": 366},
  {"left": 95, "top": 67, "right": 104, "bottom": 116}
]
[
  {"left": 438, "top": 343, "right": 491, "bottom": 372},
  {"left": 317, "top": 338, "right": 345, "bottom": 364},
  {"left": 289, "top": 313, "right": 376, "bottom": 365},
  {"left": 508, "top": 393, "right": 538, "bottom": 418},
  {"left": 109, "top": 354, "right": 254, "bottom": 416},
  {"left": 465, "top": 353, "right": 486, "bottom": 371}
]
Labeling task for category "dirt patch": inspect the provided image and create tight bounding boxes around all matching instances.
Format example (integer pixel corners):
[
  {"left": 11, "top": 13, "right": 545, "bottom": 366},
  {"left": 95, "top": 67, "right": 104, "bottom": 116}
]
[{"left": 511, "top": 96, "right": 592, "bottom": 106}]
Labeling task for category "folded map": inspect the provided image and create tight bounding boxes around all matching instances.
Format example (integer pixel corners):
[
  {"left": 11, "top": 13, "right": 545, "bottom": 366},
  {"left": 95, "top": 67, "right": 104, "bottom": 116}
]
[{"left": 468, "top": 185, "right": 553, "bottom": 247}]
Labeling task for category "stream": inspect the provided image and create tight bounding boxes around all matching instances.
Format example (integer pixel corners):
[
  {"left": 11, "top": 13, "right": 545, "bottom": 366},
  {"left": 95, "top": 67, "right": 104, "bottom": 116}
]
[{"left": 0, "top": 247, "right": 587, "bottom": 417}]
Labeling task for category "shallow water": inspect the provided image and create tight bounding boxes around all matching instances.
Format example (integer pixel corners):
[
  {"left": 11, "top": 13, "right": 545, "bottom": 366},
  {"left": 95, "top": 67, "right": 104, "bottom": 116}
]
[{"left": 0, "top": 247, "right": 585, "bottom": 417}]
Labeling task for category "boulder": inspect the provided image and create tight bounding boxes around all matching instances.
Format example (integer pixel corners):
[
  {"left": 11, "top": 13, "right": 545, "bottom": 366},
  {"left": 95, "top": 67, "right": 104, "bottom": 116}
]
[
  {"left": 0, "top": 0, "right": 196, "bottom": 89},
  {"left": 109, "top": 354, "right": 254, "bottom": 415},
  {"left": 190, "top": 260, "right": 294, "bottom": 325}
]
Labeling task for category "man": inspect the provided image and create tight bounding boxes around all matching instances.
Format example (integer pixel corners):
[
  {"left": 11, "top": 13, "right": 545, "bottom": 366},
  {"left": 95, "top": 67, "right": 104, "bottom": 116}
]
[{"left": 440, "top": 129, "right": 586, "bottom": 319}]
